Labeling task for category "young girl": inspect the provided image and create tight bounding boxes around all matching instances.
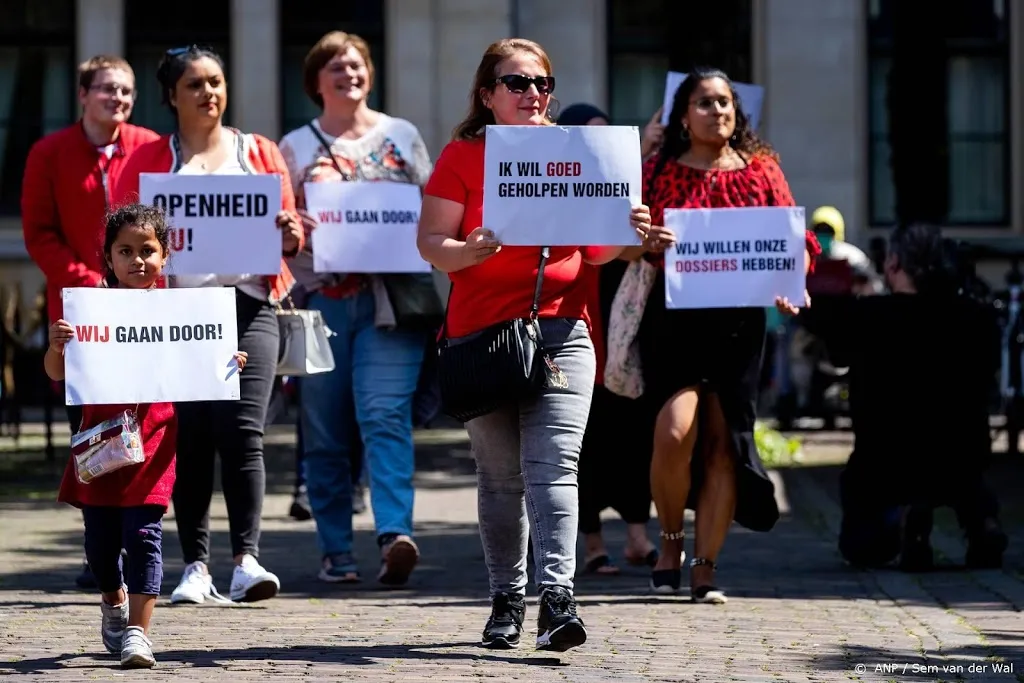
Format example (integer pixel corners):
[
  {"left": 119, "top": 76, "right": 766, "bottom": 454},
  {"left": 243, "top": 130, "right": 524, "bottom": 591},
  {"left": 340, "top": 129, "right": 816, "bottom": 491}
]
[{"left": 45, "top": 203, "right": 247, "bottom": 668}]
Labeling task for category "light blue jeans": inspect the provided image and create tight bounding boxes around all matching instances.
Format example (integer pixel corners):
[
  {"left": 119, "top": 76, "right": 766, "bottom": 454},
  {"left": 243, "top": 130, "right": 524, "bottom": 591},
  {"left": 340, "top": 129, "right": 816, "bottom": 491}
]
[
  {"left": 465, "top": 318, "right": 596, "bottom": 597},
  {"left": 301, "top": 288, "right": 426, "bottom": 557}
]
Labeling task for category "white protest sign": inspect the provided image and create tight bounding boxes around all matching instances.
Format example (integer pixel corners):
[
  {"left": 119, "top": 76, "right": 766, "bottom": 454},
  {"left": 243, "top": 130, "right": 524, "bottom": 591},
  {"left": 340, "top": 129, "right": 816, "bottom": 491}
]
[
  {"left": 482, "top": 125, "right": 642, "bottom": 246},
  {"left": 661, "top": 72, "right": 765, "bottom": 130},
  {"left": 304, "top": 180, "right": 429, "bottom": 274},
  {"left": 139, "top": 174, "right": 282, "bottom": 276},
  {"left": 62, "top": 287, "right": 241, "bottom": 405},
  {"left": 663, "top": 207, "right": 806, "bottom": 309}
]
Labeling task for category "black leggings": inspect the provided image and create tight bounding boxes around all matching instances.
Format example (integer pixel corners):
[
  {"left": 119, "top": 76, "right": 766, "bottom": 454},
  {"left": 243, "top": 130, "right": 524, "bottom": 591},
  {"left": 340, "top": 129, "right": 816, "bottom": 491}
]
[
  {"left": 578, "top": 385, "right": 656, "bottom": 535},
  {"left": 173, "top": 290, "right": 279, "bottom": 563}
]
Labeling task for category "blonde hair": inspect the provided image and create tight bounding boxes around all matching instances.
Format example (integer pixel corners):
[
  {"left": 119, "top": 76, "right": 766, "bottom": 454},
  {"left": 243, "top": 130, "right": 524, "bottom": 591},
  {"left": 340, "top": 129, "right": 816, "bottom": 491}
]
[
  {"left": 77, "top": 55, "right": 134, "bottom": 91},
  {"left": 452, "top": 38, "right": 555, "bottom": 141}
]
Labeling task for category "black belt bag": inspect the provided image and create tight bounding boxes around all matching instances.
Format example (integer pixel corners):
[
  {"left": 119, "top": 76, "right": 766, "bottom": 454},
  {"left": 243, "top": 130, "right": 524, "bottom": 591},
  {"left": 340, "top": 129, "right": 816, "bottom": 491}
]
[{"left": 436, "top": 247, "right": 566, "bottom": 423}]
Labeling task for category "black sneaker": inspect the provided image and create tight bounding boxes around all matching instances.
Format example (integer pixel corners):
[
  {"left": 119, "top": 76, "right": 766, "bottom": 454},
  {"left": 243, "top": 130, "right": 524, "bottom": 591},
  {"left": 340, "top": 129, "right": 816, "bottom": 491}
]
[
  {"left": 481, "top": 592, "right": 525, "bottom": 649},
  {"left": 535, "top": 586, "right": 586, "bottom": 652}
]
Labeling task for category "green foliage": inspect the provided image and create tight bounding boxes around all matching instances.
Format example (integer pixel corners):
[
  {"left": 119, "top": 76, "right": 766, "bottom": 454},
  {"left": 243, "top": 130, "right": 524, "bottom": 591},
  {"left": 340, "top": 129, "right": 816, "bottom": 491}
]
[{"left": 754, "top": 421, "right": 804, "bottom": 468}]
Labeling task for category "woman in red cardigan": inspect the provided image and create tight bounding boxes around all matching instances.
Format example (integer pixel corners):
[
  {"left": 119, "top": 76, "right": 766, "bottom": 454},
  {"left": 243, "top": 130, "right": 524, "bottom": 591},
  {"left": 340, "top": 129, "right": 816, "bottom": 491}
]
[{"left": 112, "top": 45, "right": 303, "bottom": 607}]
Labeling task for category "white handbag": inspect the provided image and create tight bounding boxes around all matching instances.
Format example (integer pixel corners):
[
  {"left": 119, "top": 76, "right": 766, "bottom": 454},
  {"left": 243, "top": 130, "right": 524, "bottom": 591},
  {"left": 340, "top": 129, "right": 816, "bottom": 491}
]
[
  {"left": 603, "top": 258, "right": 657, "bottom": 398},
  {"left": 275, "top": 299, "right": 336, "bottom": 376}
]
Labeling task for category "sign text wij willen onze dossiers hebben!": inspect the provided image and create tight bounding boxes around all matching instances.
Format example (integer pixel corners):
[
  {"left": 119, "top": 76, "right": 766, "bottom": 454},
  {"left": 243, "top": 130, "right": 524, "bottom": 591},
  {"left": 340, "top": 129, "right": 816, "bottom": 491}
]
[
  {"left": 673, "top": 238, "right": 797, "bottom": 274},
  {"left": 496, "top": 161, "right": 631, "bottom": 198}
]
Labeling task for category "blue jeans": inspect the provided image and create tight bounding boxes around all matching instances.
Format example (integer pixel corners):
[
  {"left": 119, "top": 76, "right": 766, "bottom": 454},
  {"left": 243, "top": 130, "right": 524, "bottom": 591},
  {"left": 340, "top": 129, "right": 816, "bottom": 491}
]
[{"left": 301, "top": 288, "right": 426, "bottom": 557}]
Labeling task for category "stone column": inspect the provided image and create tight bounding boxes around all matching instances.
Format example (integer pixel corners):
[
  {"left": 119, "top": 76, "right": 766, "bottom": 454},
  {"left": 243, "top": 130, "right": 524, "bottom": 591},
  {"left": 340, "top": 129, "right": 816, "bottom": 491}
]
[
  {"left": 230, "top": 0, "right": 280, "bottom": 138},
  {"left": 385, "top": 0, "right": 440, "bottom": 154},
  {"left": 517, "top": 0, "right": 607, "bottom": 114},
  {"left": 761, "top": 0, "right": 867, "bottom": 245},
  {"left": 76, "top": 0, "right": 125, "bottom": 62},
  {"left": 434, "top": 0, "right": 514, "bottom": 154}
]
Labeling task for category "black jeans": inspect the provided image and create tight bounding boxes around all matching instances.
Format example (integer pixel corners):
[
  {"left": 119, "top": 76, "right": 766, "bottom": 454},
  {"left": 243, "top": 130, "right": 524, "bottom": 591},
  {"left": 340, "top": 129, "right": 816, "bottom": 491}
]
[
  {"left": 838, "top": 466, "right": 1001, "bottom": 567},
  {"left": 173, "top": 289, "right": 279, "bottom": 563}
]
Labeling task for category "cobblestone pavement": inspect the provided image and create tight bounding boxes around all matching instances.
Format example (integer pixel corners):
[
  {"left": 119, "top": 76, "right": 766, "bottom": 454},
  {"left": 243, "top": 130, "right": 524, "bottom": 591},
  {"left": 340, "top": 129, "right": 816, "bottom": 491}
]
[{"left": 1, "top": 426, "right": 1022, "bottom": 682}]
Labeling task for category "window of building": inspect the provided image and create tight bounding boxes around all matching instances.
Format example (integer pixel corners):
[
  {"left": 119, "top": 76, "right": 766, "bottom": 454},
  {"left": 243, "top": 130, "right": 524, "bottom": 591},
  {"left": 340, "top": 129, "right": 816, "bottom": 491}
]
[
  {"left": 0, "top": 0, "right": 75, "bottom": 215},
  {"left": 280, "top": 2, "right": 385, "bottom": 136},
  {"left": 608, "top": 0, "right": 751, "bottom": 129},
  {"left": 125, "top": 0, "right": 231, "bottom": 135},
  {"left": 868, "top": 0, "right": 1010, "bottom": 226}
]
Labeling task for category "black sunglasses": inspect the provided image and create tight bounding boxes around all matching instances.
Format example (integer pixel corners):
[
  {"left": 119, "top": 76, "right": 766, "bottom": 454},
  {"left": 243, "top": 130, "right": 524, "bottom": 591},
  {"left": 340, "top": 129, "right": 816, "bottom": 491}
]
[{"left": 494, "top": 74, "right": 555, "bottom": 95}]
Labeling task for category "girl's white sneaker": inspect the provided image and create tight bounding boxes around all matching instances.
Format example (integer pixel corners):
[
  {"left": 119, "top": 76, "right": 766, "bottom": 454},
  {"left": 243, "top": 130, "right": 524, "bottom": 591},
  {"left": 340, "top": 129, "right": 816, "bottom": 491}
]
[
  {"left": 120, "top": 626, "right": 155, "bottom": 668},
  {"left": 100, "top": 586, "right": 129, "bottom": 654}
]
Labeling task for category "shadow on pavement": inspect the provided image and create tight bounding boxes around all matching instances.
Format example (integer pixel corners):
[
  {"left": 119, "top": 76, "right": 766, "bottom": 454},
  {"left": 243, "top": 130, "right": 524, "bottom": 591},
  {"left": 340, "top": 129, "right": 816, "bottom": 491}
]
[
  {"left": 2, "top": 412, "right": 1024, "bottom": 613},
  {"left": 3, "top": 642, "right": 573, "bottom": 675}
]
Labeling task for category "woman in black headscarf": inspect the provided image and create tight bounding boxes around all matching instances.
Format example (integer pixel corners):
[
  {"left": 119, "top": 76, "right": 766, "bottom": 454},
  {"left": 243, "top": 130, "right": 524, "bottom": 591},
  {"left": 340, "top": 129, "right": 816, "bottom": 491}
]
[{"left": 558, "top": 103, "right": 659, "bottom": 575}]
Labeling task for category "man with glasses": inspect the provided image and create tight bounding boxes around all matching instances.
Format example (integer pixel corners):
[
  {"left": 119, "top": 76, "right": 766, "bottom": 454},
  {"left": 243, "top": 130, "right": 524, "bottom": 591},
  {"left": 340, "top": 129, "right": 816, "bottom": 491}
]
[{"left": 21, "top": 54, "right": 160, "bottom": 589}]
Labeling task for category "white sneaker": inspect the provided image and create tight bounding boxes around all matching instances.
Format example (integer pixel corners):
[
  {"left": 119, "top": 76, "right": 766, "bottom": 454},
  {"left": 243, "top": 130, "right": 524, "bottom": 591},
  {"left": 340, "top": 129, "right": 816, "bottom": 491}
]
[
  {"left": 229, "top": 554, "right": 280, "bottom": 603},
  {"left": 100, "top": 586, "right": 129, "bottom": 654},
  {"left": 170, "top": 561, "right": 220, "bottom": 604},
  {"left": 120, "top": 626, "right": 155, "bottom": 668}
]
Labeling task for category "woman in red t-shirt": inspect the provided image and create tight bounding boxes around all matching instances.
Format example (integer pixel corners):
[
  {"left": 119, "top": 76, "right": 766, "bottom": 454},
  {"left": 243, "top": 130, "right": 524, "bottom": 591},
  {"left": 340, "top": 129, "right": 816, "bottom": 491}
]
[
  {"left": 630, "top": 68, "right": 820, "bottom": 603},
  {"left": 417, "top": 38, "right": 651, "bottom": 653}
]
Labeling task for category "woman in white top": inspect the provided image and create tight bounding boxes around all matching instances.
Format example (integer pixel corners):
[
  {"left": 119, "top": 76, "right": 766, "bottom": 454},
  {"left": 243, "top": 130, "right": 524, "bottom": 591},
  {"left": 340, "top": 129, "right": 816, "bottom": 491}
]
[{"left": 279, "top": 31, "right": 434, "bottom": 586}]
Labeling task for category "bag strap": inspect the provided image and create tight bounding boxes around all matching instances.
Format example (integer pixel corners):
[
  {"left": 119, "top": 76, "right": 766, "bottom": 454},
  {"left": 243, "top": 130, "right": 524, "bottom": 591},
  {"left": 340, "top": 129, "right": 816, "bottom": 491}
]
[
  {"left": 307, "top": 122, "right": 346, "bottom": 177},
  {"left": 638, "top": 154, "right": 670, "bottom": 265},
  {"left": 441, "top": 246, "right": 550, "bottom": 340},
  {"left": 529, "top": 246, "right": 550, "bottom": 320}
]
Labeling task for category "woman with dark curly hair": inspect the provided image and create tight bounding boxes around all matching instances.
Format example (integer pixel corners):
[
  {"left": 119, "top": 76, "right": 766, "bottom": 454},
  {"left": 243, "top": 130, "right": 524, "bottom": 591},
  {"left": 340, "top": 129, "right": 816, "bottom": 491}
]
[{"left": 626, "top": 67, "right": 820, "bottom": 601}]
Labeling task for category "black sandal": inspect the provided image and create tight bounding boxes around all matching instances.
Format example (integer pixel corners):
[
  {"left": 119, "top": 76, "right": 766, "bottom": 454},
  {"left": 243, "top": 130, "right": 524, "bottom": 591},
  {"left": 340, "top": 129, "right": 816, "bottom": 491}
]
[
  {"left": 649, "top": 530, "right": 684, "bottom": 594},
  {"left": 690, "top": 557, "right": 727, "bottom": 604},
  {"left": 650, "top": 568, "right": 681, "bottom": 594}
]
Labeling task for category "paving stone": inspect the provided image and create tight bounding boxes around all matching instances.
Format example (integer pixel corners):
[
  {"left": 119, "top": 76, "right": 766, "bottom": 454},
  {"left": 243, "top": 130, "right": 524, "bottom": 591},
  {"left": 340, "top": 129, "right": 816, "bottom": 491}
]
[{"left": 0, "top": 427, "right": 1022, "bottom": 680}]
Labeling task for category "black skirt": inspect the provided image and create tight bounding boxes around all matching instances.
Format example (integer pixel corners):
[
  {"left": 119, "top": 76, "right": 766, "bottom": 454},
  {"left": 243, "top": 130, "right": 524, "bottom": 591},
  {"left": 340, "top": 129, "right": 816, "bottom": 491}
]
[{"left": 636, "top": 269, "right": 779, "bottom": 532}]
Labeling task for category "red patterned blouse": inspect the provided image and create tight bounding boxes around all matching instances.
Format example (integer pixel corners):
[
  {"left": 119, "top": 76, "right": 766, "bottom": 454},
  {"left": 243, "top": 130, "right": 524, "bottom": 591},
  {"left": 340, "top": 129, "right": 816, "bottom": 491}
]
[{"left": 642, "top": 153, "right": 821, "bottom": 268}]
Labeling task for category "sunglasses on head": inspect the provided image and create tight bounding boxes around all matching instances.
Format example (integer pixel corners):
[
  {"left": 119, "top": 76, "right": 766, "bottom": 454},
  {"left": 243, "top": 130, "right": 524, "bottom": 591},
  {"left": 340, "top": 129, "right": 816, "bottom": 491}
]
[
  {"left": 494, "top": 74, "right": 555, "bottom": 95},
  {"left": 165, "top": 44, "right": 213, "bottom": 58}
]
